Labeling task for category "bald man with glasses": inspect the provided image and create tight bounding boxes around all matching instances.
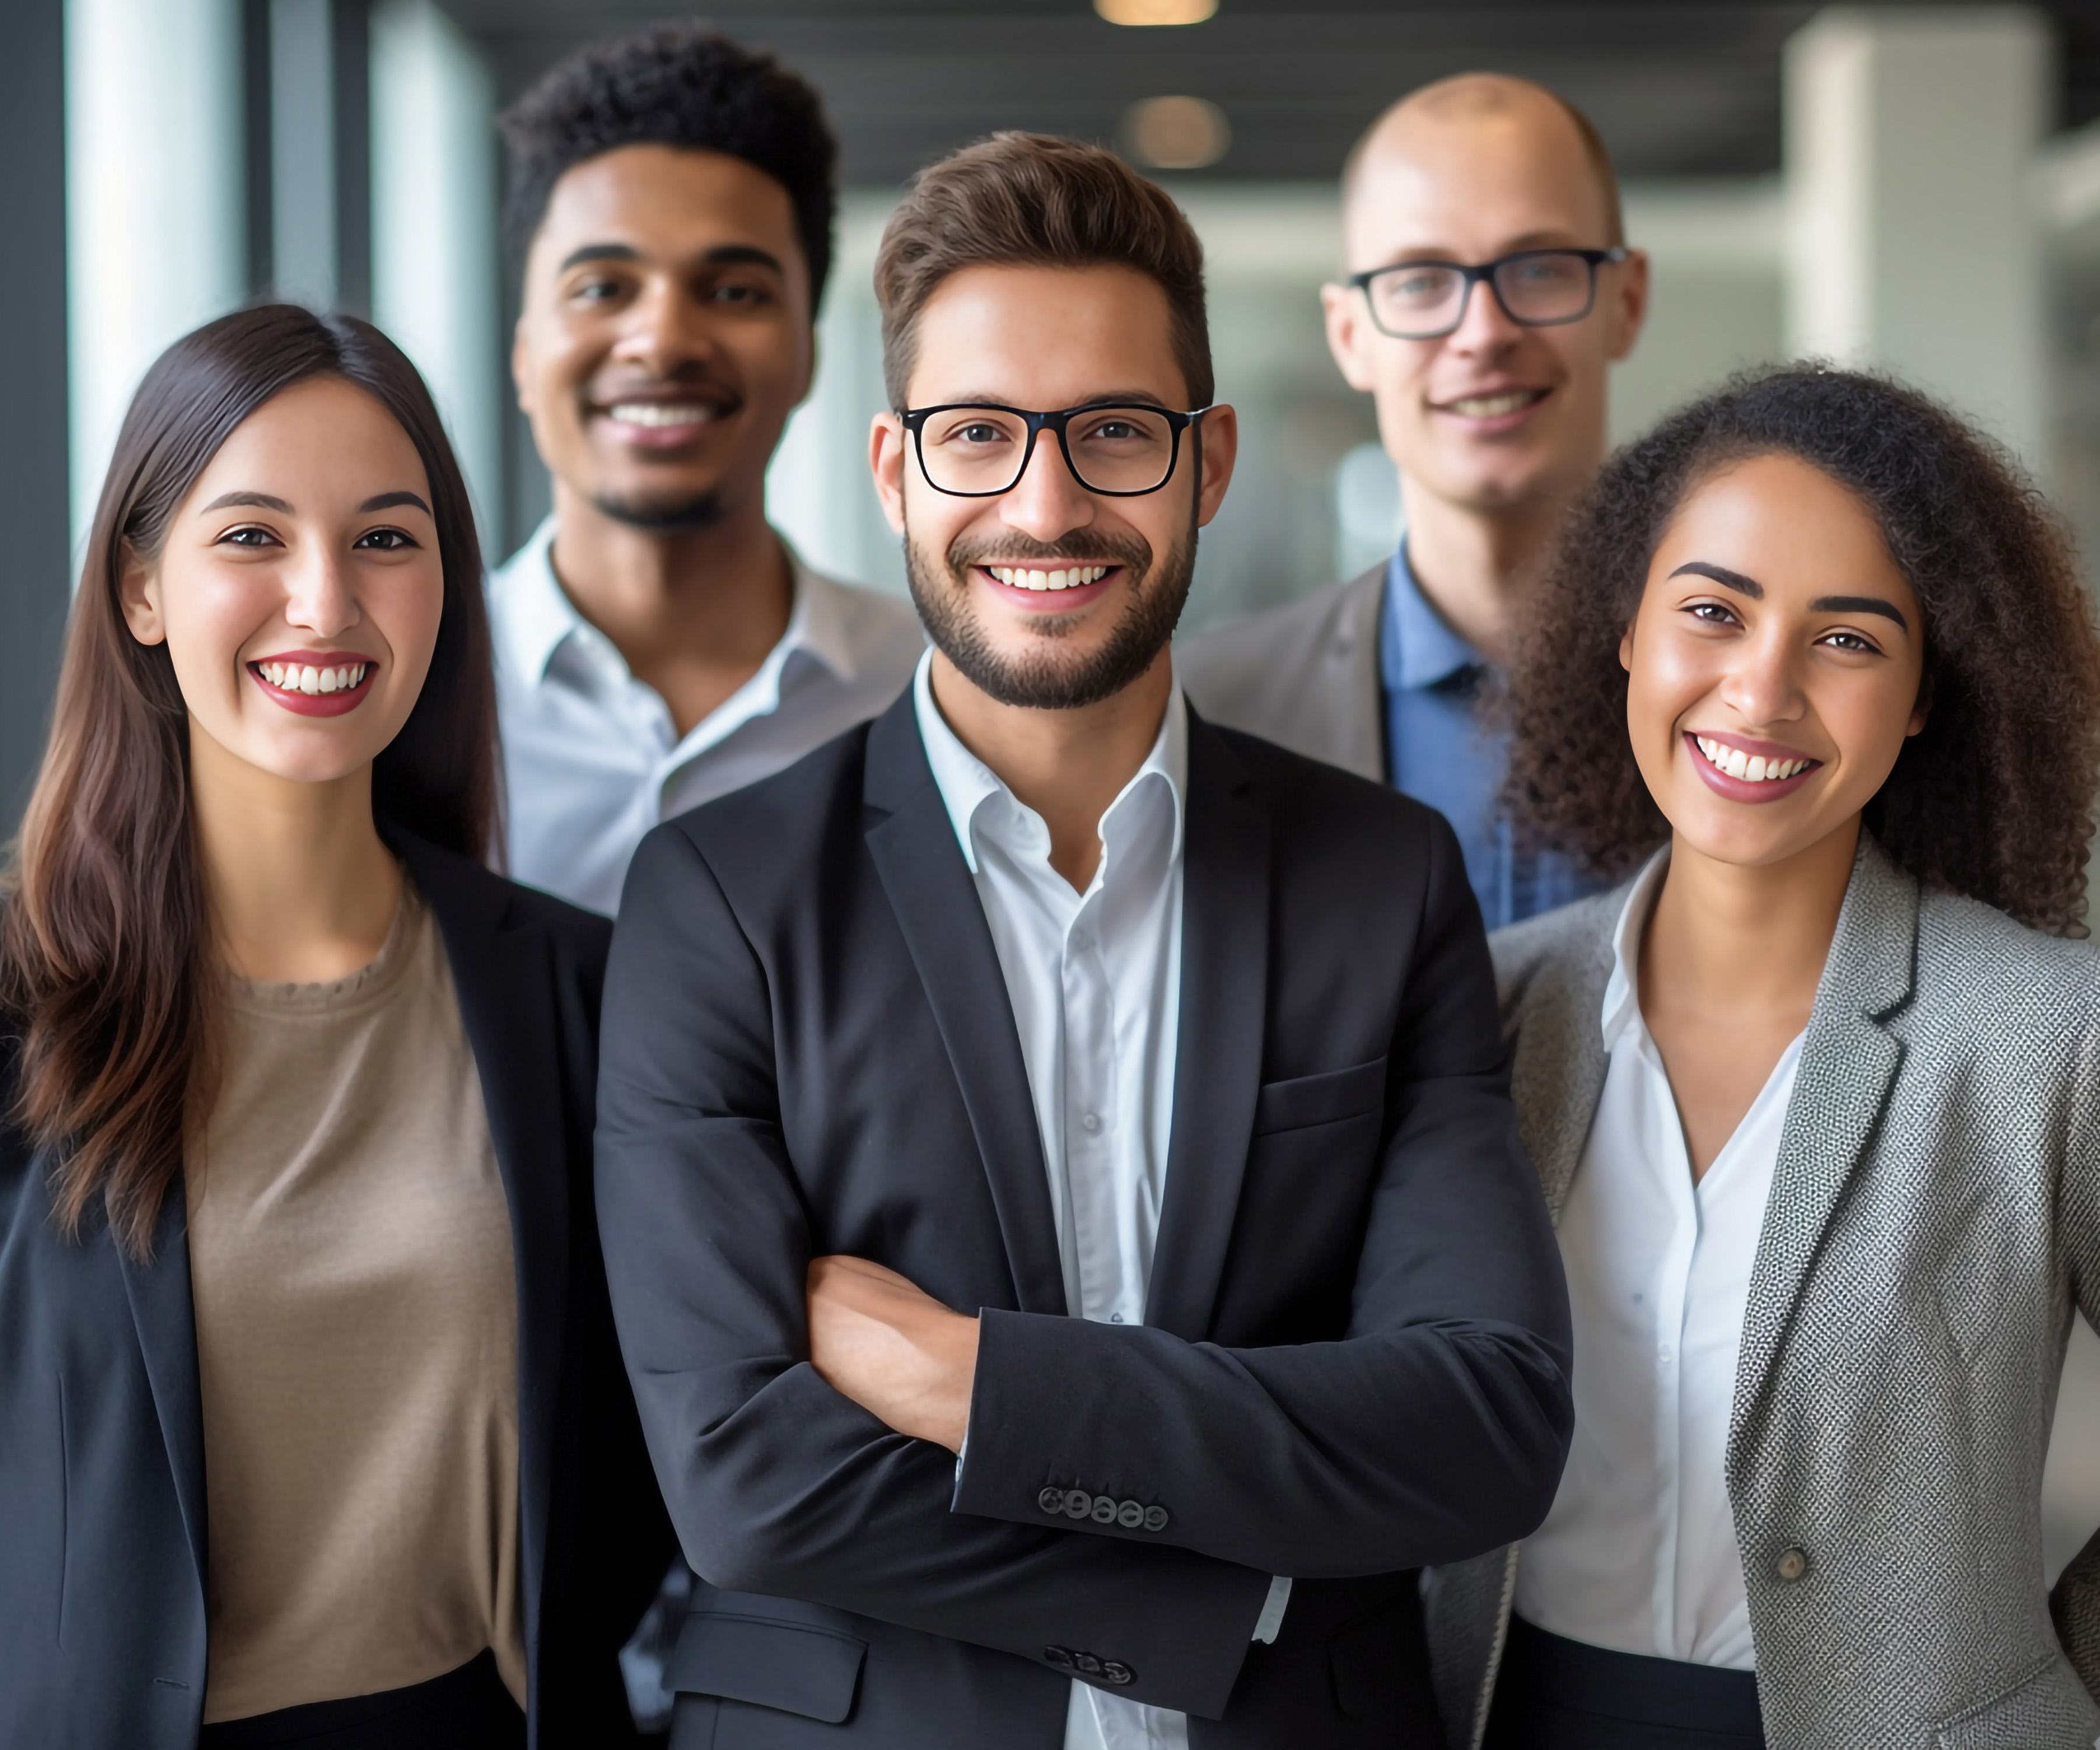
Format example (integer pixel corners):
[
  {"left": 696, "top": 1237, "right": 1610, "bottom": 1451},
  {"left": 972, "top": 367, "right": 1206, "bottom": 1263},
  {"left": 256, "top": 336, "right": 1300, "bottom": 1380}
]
[{"left": 1179, "top": 74, "right": 1648, "bottom": 930}]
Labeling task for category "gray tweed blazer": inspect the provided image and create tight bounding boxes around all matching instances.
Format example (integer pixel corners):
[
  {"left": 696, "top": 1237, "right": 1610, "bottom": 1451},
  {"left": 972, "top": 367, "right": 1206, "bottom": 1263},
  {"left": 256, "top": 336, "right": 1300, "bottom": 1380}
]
[{"left": 1423, "top": 836, "right": 2100, "bottom": 1750}]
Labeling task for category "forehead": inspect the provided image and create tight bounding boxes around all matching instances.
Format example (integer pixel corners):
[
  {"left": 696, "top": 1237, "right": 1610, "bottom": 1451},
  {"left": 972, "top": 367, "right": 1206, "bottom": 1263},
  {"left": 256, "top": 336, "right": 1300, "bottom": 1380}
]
[
  {"left": 906, "top": 264, "right": 1187, "bottom": 408},
  {"left": 194, "top": 377, "right": 425, "bottom": 494},
  {"left": 1654, "top": 453, "right": 1916, "bottom": 606},
  {"left": 1345, "top": 104, "right": 1611, "bottom": 268},
  {"left": 527, "top": 144, "right": 802, "bottom": 273}
]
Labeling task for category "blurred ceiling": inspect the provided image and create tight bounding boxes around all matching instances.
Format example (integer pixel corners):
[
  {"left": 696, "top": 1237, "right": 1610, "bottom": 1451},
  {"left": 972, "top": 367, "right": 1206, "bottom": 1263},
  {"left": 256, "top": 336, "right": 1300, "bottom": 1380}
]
[{"left": 444, "top": 1, "right": 2100, "bottom": 188}]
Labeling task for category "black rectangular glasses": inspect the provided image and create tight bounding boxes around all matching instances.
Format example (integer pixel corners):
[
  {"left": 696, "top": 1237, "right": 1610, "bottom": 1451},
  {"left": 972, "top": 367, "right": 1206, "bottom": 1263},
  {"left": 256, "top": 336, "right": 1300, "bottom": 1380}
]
[
  {"left": 1348, "top": 247, "right": 1629, "bottom": 340},
  {"left": 900, "top": 401, "right": 1207, "bottom": 498}
]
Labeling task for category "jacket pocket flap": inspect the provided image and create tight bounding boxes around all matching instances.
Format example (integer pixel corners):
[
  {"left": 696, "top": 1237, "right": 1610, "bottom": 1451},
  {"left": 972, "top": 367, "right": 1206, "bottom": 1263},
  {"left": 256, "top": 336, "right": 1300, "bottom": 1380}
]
[
  {"left": 666, "top": 1612, "right": 867, "bottom": 1723},
  {"left": 1254, "top": 1058, "right": 1387, "bottom": 1136}
]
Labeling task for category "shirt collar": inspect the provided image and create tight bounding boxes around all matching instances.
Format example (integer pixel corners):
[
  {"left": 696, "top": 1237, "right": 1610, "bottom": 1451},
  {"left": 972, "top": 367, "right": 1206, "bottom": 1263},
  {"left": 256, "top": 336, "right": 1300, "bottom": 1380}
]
[
  {"left": 1599, "top": 845, "right": 1675, "bottom": 1048},
  {"left": 911, "top": 647, "right": 1188, "bottom": 877},
  {"left": 489, "top": 513, "right": 858, "bottom": 691},
  {"left": 1378, "top": 544, "right": 1483, "bottom": 695}
]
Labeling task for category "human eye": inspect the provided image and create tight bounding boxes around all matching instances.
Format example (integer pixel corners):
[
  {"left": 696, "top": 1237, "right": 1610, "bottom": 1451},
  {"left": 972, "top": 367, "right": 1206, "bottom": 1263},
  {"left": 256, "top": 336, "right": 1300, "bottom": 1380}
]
[
  {"left": 1684, "top": 600, "right": 1740, "bottom": 627},
  {"left": 215, "top": 524, "right": 281, "bottom": 549},
  {"left": 354, "top": 526, "right": 419, "bottom": 551},
  {"left": 936, "top": 414, "right": 1016, "bottom": 448},
  {"left": 1817, "top": 628, "right": 1882, "bottom": 655},
  {"left": 707, "top": 275, "right": 777, "bottom": 308}
]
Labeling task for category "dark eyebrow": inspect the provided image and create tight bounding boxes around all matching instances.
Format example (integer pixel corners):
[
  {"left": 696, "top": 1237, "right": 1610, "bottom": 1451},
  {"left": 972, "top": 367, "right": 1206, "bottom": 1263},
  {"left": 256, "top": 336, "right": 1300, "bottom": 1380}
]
[
  {"left": 359, "top": 491, "right": 432, "bottom": 516},
  {"left": 200, "top": 491, "right": 292, "bottom": 515},
  {"left": 556, "top": 241, "right": 788, "bottom": 276},
  {"left": 1670, "top": 560, "right": 1762, "bottom": 597},
  {"left": 1812, "top": 594, "right": 1910, "bottom": 632}
]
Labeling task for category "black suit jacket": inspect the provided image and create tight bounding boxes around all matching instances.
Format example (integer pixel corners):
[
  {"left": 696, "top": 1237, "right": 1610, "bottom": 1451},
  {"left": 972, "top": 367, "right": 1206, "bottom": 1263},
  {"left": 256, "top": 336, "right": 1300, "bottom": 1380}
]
[
  {"left": 0, "top": 831, "right": 674, "bottom": 1748},
  {"left": 595, "top": 695, "right": 1573, "bottom": 1749}
]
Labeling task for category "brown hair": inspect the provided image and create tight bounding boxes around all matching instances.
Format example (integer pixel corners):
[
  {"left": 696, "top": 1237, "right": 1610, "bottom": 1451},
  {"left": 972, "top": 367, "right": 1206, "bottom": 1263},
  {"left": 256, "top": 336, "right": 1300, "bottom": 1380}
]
[
  {"left": 0, "top": 304, "right": 496, "bottom": 1257},
  {"left": 1504, "top": 365, "right": 2100, "bottom": 935},
  {"left": 874, "top": 132, "right": 1212, "bottom": 410}
]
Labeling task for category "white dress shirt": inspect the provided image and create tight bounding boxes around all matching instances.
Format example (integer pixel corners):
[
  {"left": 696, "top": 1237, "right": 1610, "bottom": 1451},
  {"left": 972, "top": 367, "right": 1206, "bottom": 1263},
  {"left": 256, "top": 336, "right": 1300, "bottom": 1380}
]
[
  {"left": 1514, "top": 851, "right": 1802, "bottom": 1669},
  {"left": 490, "top": 517, "right": 925, "bottom": 915},
  {"left": 913, "top": 653, "right": 1286, "bottom": 1750}
]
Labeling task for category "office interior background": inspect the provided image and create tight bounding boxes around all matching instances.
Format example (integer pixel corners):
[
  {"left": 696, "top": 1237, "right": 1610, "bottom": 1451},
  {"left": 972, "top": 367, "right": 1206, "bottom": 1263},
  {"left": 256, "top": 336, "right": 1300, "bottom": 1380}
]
[{"left": 5, "top": 0, "right": 2100, "bottom": 1573}]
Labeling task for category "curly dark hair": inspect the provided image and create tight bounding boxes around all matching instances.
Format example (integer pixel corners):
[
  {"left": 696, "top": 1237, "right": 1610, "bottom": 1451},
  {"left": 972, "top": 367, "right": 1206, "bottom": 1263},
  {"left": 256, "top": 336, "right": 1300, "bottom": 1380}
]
[
  {"left": 1505, "top": 365, "right": 2100, "bottom": 935},
  {"left": 499, "top": 23, "right": 838, "bottom": 307}
]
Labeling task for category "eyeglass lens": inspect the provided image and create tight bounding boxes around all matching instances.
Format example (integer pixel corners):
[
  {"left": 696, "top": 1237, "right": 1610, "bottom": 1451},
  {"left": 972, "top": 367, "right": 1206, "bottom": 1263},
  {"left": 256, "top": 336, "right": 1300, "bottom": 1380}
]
[
  {"left": 1366, "top": 252, "right": 1597, "bottom": 338},
  {"left": 916, "top": 406, "right": 1178, "bottom": 495}
]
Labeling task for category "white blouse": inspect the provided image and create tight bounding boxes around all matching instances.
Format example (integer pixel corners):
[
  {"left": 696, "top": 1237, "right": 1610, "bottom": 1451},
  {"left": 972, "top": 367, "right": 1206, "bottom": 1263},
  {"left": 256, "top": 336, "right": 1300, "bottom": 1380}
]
[{"left": 1513, "top": 852, "right": 1802, "bottom": 1670}]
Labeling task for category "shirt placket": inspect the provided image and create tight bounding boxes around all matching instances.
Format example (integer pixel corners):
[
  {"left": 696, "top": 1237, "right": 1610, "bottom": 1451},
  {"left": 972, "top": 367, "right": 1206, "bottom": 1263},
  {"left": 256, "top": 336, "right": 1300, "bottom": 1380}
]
[
  {"left": 1640, "top": 1030, "right": 1699, "bottom": 1660},
  {"left": 1062, "top": 888, "right": 1124, "bottom": 1326}
]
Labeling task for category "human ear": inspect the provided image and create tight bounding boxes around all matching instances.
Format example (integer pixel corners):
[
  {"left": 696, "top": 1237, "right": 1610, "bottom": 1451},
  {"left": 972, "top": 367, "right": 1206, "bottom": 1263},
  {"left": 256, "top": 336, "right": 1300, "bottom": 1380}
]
[
  {"left": 1606, "top": 249, "right": 1651, "bottom": 363},
  {"left": 869, "top": 412, "right": 908, "bottom": 536},
  {"left": 1194, "top": 404, "right": 1240, "bottom": 528},
  {"left": 1321, "top": 282, "right": 1377, "bottom": 394},
  {"left": 118, "top": 544, "right": 167, "bottom": 646},
  {"left": 1618, "top": 622, "right": 1635, "bottom": 673}
]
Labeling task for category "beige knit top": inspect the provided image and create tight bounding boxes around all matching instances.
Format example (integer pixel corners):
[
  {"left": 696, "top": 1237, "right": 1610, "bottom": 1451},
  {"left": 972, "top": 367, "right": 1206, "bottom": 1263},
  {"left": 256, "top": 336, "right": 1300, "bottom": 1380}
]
[{"left": 185, "top": 881, "right": 526, "bottom": 1723}]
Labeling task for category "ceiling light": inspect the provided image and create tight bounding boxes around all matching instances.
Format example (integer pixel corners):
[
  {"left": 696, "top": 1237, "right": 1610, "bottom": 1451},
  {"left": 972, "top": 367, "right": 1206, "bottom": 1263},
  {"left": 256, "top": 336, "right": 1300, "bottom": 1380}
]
[
  {"left": 1124, "top": 96, "right": 1231, "bottom": 171},
  {"left": 1095, "top": 0, "right": 1218, "bottom": 25}
]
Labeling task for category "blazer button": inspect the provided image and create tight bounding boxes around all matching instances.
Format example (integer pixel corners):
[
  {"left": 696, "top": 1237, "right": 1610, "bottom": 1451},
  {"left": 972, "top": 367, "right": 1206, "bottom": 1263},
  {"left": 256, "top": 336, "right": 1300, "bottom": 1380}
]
[
  {"left": 1102, "top": 1661, "right": 1136, "bottom": 1686},
  {"left": 1063, "top": 1490, "right": 1094, "bottom": 1519},
  {"left": 1073, "top": 1652, "right": 1104, "bottom": 1676},
  {"left": 1142, "top": 1505, "right": 1170, "bottom": 1532},
  {"left": 1116, "top": 1500, "right": 1145, "bottom": 1529},
  {"left": 1038, "top": 1486, "right": 1067, "bottom": 1516},
  {"left": 1776, "top": 1546, "right": 1809, "bottom": 1583},
  {"left": 1091, "top": 1496, "right": 1118, "bottom": 1524},
  {"left": 1044, "top": 1646, "right": 1074, "bottom": 1669}
]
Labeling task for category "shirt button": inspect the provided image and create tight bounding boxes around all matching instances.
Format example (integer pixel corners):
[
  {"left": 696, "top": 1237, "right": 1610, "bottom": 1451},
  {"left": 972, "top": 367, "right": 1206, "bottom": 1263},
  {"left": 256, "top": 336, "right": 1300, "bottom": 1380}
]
[
  {"left": 1776, "top": 1546, "right": 1810, "bottom": 1583},
  {"left": 1071, "top": 931, "right": 1092, "bottom": 951},
  {"left": 1082, "top": 1112, "right": 1102, "bottom": 1133},
  {"left": 1108, "top": 1311, "right": 1124, "bottom": 1323}
]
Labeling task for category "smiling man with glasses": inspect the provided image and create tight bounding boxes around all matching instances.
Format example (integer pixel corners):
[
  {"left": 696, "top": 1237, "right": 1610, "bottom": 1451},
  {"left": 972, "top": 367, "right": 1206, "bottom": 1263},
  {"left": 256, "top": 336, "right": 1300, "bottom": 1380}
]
[
  {"left": 595, "top": 131, "right": 1572, "bottom": 1750},
  {"left": 1180, "top": 74, "right": 1648, "bottom": 930}
]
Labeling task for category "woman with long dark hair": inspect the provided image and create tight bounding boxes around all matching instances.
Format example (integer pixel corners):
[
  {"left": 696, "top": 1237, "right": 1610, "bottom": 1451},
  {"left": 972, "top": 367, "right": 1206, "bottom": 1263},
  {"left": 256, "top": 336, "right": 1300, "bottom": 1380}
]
[
  {"left": 0, "top": 304, "right": 670, "bottom": 1748},
  {"left": 1426, "top": 366, "right": 2100, "bottom": 1749}
]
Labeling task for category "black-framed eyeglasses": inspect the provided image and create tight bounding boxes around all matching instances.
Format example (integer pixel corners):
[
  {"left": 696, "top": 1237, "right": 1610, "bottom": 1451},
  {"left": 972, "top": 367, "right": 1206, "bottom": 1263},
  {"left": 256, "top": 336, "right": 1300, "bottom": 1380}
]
[
  {"left": 899, "top": 401, "right": 1209, "bottom": 498},
  {"left": 1347, "top": 247, "right": 1629, "bottom": 340}
]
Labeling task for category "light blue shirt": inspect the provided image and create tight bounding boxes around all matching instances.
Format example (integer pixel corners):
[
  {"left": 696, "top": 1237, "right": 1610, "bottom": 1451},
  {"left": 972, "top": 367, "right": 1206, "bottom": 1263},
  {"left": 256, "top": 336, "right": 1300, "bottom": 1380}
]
[
  {"left": 1378, "top": 547, "right": 1601, "bottom": 929},
  {"left": 489, "top": 517, "right": 924, "bottom": 915},
  {"left": 912, "top": 654, "right": 1287, "bottom": 1750}
]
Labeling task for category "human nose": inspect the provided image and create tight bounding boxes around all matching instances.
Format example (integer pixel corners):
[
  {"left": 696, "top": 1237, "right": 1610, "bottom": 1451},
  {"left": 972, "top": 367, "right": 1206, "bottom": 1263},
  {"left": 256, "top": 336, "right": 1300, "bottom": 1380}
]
[
  {"left": 610, "top": 278, "right": 710, "bottom": 375},
  {"left": 997, "top": 424, "right": 1098, "bottom": 541},
  {"left": 1717, "top": 626, "right": 1806, "bottom": 728},
  {"left": 1443, "top": 267, "right": 1527, "bottom": 358},
  {"left": 281, "top": 540, "right": 362, "bottom": 640}
]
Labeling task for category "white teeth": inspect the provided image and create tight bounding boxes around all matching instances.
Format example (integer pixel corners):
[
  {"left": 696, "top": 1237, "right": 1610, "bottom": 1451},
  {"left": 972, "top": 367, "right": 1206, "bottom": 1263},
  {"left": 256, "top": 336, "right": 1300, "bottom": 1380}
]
[
  {"left": 987, "top": 564, "right": 1110, "bottom": 592},
  {"left": 317, "top": 667, "right": 340, "bottom": 694},
  {"left": 1450, "top": 390, "right": 1543, "bottom": 418},
  {"left": 1695, "top": 734, "right": 1810, "bottom": 782},
  {"left": 607, "top": 402, "right": 716, "bottom": 428},
  {"left": 260, "top": 661, "right": 365, "bottom": 694}
]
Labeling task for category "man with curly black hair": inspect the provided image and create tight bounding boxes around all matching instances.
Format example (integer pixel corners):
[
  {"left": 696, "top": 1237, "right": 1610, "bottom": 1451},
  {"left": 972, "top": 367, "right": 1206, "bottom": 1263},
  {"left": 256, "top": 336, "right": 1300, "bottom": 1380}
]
[{"left": 491, "top": 24, "right": 922, "bottom": 916}]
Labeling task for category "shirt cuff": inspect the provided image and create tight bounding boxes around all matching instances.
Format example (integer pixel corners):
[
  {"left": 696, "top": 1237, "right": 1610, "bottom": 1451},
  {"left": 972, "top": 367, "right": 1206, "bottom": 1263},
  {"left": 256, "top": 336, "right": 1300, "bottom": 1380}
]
[{"left": 1252, "top": 1576, "right": 1292, "bottom": 1644}]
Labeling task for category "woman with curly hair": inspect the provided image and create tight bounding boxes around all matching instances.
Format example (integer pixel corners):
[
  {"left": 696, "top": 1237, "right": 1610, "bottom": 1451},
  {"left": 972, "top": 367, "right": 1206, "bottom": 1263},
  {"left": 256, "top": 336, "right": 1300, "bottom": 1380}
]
[{"left": 1424, "top": 366, "right": 2100, "bottom": 1750}]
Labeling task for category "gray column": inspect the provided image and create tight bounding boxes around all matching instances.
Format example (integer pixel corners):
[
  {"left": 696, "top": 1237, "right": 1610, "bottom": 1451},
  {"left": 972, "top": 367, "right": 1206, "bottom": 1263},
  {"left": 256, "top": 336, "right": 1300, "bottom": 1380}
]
[
  {"left": 1784, "top": 5, "right": 2054, "bottom": 468},
  {"left": 0, "top": 0, "right": 70, "bottom": 832}
]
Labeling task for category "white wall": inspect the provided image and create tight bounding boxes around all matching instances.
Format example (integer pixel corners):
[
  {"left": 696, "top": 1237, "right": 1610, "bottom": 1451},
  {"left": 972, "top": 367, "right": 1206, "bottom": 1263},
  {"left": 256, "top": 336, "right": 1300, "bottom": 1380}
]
[{"left": 64, "top": 0, "right": 245, "bottom": 554}]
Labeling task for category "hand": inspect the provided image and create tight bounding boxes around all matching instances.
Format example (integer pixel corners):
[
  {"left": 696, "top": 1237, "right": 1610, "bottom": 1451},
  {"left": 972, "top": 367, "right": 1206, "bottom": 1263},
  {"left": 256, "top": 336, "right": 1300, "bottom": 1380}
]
[{"left": 806, "top": 1255, "right": 980, "bottom": 1453}]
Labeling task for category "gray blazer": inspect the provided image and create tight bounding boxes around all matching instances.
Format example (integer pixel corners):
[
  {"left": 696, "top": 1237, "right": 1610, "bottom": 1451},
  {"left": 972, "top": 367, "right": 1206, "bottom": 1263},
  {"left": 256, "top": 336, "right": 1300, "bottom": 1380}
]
[
  {"left": 1424, "top": 835, "right": 2100, "bottom": 1750},
  {"left": 1174, "top": 564, "right": 1386, "bottom": 783}
]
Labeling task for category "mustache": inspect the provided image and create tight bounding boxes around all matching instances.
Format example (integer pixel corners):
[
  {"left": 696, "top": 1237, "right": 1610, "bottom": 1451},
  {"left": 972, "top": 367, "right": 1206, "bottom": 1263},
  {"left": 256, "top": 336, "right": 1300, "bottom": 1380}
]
[{"left": 946, "top": 528, "right": 1154, "bottom": 576}]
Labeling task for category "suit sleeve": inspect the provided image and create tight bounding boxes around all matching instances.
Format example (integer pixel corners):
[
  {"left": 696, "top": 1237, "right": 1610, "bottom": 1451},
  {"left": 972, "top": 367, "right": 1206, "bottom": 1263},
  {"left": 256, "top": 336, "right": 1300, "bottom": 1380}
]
[
  {"left": 953, "top": 808, "right": 1574, "bottom": 1578},
  {"left": 2049, "top": 968, "right": 2100, "bottom": 1700},
  {"left": 594, "top": 824, "right": 1271, "bottom": 1720}
]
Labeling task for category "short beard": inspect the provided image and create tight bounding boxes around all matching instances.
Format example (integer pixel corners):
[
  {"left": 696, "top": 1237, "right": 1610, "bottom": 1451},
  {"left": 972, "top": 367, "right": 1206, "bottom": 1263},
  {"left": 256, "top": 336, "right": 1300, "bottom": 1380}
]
[
  {"left": 590, "top": 489, "right": 726, "bottom": 533},
  {"left": 904, "top": 513, "right": 1198, "bottom": 712}
]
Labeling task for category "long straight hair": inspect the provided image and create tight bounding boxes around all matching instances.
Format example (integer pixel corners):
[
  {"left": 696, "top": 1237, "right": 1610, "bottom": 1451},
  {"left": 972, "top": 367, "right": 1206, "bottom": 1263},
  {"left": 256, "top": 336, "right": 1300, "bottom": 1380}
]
[{"left": 0, "top": 304, "right": 497, "bottom": 1258}]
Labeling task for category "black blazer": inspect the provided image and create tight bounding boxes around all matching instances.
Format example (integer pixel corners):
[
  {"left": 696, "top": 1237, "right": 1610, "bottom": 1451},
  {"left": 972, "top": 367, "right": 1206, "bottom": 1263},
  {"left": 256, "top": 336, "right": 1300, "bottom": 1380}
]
[
  {"left": 0, "top": 831, "right": 674, "bottom": 1748},
  {"left": 594, "top": 694, "right": 1573, "bottom": 1749}
]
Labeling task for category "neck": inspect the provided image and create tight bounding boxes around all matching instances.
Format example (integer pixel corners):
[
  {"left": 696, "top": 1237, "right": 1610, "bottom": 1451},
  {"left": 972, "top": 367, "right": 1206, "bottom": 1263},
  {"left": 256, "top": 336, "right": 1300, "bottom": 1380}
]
[
  {"left": 928, "top": 649, "right": 1172, "bottom": 892},
  {"left": 1640, "top": 817, "right": 1860, "bottom": 1028},
  {"left": 1396, "top": 472, "right": 1582, "bottom": 668},
  {"left": 547, "top": 480, "right": 793, "bottom": 736},
  {"left": 188, "top": 726, "right": 402, "bottom": 984}
]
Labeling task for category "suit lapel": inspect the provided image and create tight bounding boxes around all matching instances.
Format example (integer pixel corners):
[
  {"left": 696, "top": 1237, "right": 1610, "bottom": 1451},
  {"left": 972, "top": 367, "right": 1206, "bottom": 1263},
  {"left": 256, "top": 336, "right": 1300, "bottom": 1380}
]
[
  {"left": 1143, "top": 716, "right": 1271, "bottom": 1340},
  {"left": 398, "top": 836, "right": 570, "bottom": 1653},
  {"left": 1730, "top": 839, "right": 1915, "bottom": 1455},
  {"left": 863, "top": 701, "right": 1068, "bottom": 1317},
  {"left": 117, "top": 1188, "right": 208, "bottom": 1588},
  {"left": 1511, "top": 917, "right": 1616, "bottom": 1224}
]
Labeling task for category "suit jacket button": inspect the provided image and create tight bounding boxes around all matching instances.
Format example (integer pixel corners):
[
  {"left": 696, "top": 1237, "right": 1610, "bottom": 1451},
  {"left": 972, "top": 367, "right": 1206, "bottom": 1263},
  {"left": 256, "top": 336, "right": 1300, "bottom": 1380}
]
[
  {"left": 1776, "top": 1546, "right": 1809, "bottom": 1583},
  {"left": 1142, "top": 1505, "right": 1170, "bottom": 1532},
  {"left": 1063, "top": 1490, "right": 1094, "bottom": 1519},
  {"left": 1091, "top": 1495, "right": 1118, "bottom": 1524},
  {"left": 1116, "top": 1500, "right": 1145, "bottom": 1529},
  {"left": 1038, "top": 1486, "right": 1067, "bottom": 1515},
  {"left": 1045, "top": 1646, "right": 1074, "bottom": 1668},
  {"left": 1102, "top": 1661, "right": 1135, "bottom": 1686},
  {"left": 1073, "top": 1652, "right": 1103, "bottom": 1676}
]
